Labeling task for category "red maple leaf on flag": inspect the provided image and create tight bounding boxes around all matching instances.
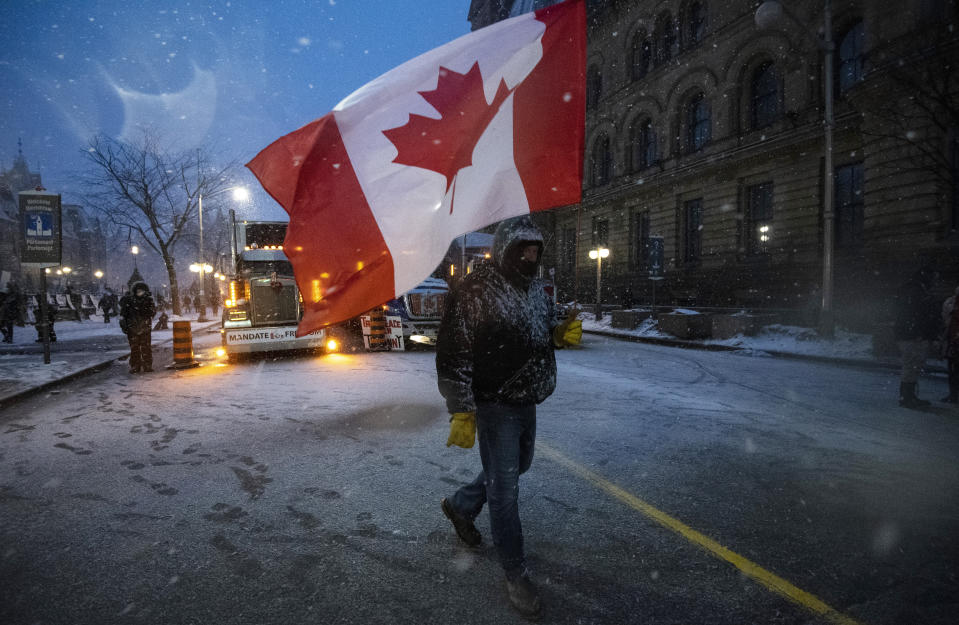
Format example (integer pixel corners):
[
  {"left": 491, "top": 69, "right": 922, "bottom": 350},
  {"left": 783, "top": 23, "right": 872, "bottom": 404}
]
[{"left": 383, "top": 62, "right": 512, "bottom": 213}]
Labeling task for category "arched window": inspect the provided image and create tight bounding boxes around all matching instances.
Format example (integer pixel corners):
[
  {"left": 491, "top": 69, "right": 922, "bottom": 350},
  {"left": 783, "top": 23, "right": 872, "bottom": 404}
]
[
  {"left": 838, "top": 20, "right": 865, "bottom": 94},
  {"left": 751, "top": 61, "right": 779, "bottom": 129},
  {"left": 686, "top": 93, "right": 710, "bottom": 152},
  {"left": 630, "top": 32, "right": 652, "bottom": 80},
  {"left": 590, "top": 133, "right": 613, "bottom": 186},
  {"left": 629, "top": 118, "right": 657, "bottom": 171},
  {"left": 655, "top": 14, "right": 676, "bottom": 65},
  {"left": 686, "top": 1, "right": 706, "bottom": 49},
  {"left": 586, "top": 65, "right": 603, "bottom": 107}
]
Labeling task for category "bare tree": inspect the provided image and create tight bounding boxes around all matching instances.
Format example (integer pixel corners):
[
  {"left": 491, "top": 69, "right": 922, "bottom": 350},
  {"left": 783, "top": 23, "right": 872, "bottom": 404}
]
[
  {"left": 856, "top": 25, "right": 959, "bottom": 230},
  {"left": 81, "top": 130, "right": 238, "bottom": 315}
]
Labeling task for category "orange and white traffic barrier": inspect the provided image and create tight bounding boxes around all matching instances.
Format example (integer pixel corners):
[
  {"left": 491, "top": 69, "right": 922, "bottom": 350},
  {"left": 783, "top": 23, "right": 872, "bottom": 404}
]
[{"left": 168, "top": 320, "right": 200, "bottom": 369}]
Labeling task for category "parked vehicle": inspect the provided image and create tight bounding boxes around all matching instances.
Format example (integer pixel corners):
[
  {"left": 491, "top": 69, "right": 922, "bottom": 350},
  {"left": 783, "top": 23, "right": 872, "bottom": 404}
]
[
  {"left": 220, "top": 212, "right": 334, "bottom": 359},
  {"left": 384, "top": 277, "right": 449, "bottom": 347}
]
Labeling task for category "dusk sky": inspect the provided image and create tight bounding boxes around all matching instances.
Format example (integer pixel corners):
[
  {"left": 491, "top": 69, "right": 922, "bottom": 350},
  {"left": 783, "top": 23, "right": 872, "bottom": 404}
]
[{"left": 0, "top": 1, "right": 472, "bottom": 219}]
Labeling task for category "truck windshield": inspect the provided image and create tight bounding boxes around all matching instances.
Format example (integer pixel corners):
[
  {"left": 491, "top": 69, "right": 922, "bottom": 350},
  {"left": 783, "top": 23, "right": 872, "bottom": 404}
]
[{"left": 237, "top": 259, "right": 294, "bottom": 277}]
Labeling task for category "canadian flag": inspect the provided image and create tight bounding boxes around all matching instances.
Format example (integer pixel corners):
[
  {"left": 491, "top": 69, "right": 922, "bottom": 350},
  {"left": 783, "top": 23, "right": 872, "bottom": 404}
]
[{"left": 247, "top": 0, "right": 585, "bottom": 335}]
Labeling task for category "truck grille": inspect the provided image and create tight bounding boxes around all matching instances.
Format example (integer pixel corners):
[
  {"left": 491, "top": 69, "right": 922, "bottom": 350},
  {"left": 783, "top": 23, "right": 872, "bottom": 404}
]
[
  {"left": 405, "top": 292, "right": 446, "bottom": 318},
  {"left": 251, "top": 280, "right": 299, "bottom": 324}
]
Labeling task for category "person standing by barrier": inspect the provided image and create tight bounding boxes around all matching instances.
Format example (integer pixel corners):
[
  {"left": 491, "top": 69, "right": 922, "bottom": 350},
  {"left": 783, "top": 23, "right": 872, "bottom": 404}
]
[
  {"left": 120, "top": 281, "right": 156, "bottom": 373},
  {"left": 894, "top": 266, "right": 940, "bottom": 408},
  {"left": 941, "top": 285, "right": 959, "bottom": 403}
]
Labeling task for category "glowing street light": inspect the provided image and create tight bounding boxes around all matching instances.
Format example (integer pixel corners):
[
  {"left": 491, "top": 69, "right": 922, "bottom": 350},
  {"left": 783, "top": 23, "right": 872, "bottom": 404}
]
[
  {"left": 131, "top": 245, "right": 139, "bottom": 270},
  {"left": 588, "top": 247, "right": 610, "bottom": 320}
]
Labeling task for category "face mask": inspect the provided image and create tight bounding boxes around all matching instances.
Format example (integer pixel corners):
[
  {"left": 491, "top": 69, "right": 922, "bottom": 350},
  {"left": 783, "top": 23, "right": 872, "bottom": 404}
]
[{"left": 517, "top": 258, "right": 537, "bottom": 277}]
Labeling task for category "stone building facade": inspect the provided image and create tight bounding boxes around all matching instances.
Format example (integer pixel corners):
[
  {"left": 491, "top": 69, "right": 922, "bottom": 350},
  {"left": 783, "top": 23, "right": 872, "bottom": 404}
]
[
  {"left": 0, "top": 146, "right": 108, "bottom": 293},
  {"left": 470, "top": 0, "right": 959, "bottom": 333}
]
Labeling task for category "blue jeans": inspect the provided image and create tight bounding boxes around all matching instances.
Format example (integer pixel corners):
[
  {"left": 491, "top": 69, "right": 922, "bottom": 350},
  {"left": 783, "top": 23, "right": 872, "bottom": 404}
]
[{"left": 449, "top": 401, "right": 536, "bottom": 572}]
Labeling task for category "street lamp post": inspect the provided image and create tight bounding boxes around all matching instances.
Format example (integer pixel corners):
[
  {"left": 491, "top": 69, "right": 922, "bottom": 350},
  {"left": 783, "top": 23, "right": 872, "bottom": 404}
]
[
  {"left": 589, "top": 247, "right": 610, "bottom": 320},
  {"left": 131, "top": 245, "right": 139, "bottom": 271},
  {"left": 197, "top": 192, "right": 207, "bottom": 321},
  {"left": 755, "top": 0, "right": 835, "bottom": 336},
  {"left": 195, "top": 186, "right": 249, "bottom": 322}
]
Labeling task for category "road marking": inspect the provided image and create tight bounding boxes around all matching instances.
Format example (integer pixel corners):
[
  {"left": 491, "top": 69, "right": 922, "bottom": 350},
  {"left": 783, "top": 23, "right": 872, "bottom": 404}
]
[{"left": 538, "top": 444, "right": 863, "bottom": 625}]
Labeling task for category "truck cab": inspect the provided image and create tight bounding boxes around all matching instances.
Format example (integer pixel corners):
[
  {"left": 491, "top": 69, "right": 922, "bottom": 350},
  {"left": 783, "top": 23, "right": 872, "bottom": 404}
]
[
  {"left": 220, "top": 217, "right": 330, "bottom": 358},
  {"left": 384, "top": 277, "right": 449, "bottom": 346}
]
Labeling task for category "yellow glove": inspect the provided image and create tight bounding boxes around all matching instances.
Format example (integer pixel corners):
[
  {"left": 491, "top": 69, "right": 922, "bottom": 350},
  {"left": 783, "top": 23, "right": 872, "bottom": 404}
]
[
  {"left": 446, "top": 411, "right": 476, "bottom": 448},
  {"left": 553, "top": 310, "right": 583, "bottom": 347},
  {"left": 561, "top": 318, "right": 583, "bottom": 346}
]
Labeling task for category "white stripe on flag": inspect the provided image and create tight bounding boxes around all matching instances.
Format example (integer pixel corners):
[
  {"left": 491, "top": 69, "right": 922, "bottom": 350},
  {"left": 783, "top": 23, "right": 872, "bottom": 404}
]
[{"left": 333, "top": 11, "right": 546, "bottom": 297}]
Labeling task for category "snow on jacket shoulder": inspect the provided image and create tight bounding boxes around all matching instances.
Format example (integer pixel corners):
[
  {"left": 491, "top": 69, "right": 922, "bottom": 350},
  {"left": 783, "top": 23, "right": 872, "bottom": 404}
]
[{"left": 436, "top": 216, "right": 557, "bottom": 414}]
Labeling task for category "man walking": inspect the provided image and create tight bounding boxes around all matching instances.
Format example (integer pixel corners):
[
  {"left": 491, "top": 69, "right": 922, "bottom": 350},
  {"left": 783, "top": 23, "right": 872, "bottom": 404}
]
[
  {"left": 120, "top": 281, "right": 156, "bottom": 373},
  {"left": 435, "top": 215, "right": 581, "bottom": 618}
]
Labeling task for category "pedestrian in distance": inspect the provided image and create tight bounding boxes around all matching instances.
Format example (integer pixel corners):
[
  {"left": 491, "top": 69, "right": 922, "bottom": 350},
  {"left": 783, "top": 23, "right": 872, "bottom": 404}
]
[
  {"left": 153, "top": 311, "right": 169, "bottom": 331},
  {"left": 182, "top": 295, "right": 192, "bottom": 314},
  {"left": 893, "top": 266, "right": 940, "bottom": 408},
  {"left": 940, "top": 285, "right": 959, "bottom": 403},
  {"left": 435, "top": 215, "right": 582, "bottom": 619},
  {"left": 0, "top": 283, "right": 18, "bottom": 343},
  {"left": 8, "top": 281, "right": 26, "bottom": 327},
  {"left": 99, "top": 289, "right": 116, "bottom": 323},
  {"left": 193, "top": 293, "right": 204, "bottom": 318},
  {"left": 120, "top": 281, "right": 156, "bottom": 373}
]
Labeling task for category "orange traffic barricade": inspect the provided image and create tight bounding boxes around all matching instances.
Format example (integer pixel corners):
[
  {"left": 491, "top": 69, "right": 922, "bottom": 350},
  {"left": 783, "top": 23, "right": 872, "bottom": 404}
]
[{"left": 168, "top": 320, "right": 200, "bottom": 369}]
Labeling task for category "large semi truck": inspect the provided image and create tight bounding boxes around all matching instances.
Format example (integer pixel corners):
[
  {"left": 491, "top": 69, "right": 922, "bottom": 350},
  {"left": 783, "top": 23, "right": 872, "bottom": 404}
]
[
  {"left": 220, "top": 211, "right": 451, "bottom": 357},
  {"left": 220, "top": 213, "right": 332, "bottom": 358}
]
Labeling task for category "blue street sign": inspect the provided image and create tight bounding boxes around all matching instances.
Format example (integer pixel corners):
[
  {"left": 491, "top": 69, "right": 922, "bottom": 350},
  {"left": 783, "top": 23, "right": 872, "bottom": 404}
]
[{"left": 19, "top": 191, "right": 62, "bottom": 265}]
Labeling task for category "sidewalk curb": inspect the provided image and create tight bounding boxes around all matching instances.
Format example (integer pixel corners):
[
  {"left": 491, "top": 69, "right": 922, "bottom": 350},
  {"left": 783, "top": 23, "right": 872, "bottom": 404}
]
[
  {"left": 0, "top": 322, "right": 220, "bottom": 411},
  {"left": 0, "top": 357, "right": 121, "bottom": 411},
  {"left": 583, "top": 329, "right": 948, "bottom": 375}
]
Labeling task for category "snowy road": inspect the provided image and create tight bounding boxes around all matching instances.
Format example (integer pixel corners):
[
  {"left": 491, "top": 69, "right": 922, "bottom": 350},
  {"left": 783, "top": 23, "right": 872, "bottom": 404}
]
[{"left": 1, "top": 336, "right": 956, "bottom": 624}]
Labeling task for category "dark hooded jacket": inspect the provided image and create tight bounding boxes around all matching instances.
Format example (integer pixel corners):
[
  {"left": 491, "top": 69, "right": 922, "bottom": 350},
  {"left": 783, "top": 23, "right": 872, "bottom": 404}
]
[
  {"left": 120, "top": 282, "right": 156, "bottom": 336},
  {"left": 436, "top": 216, "right": 557, "bottom": 413},
  {"left": 894, "top": 268, "right": 939, "bottom": 341}
]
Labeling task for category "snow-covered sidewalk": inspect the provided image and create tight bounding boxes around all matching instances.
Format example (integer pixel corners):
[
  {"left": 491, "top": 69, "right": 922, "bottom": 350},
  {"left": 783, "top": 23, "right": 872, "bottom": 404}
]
[
  {"left": 0, "top": 313, "right": 221, "bottom": 407},
  {"left": 0, "top": 312, "right": 209, "bottom": 347},
  {"left": 580, "top": 310, "right": 947, "bottom": 369}
]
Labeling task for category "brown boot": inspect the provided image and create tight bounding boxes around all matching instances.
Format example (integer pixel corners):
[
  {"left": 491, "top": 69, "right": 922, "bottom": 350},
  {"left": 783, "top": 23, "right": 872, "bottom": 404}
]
[
  {"left": 505, "top": 568, "right": 541, "bottom": 619},
  {"left": 441, "top": 498, "right": 481, "bottom": 547}
]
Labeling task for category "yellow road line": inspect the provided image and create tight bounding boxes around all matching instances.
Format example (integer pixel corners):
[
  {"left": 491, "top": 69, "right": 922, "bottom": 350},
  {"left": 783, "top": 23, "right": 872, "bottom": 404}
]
[{"left": 538, "top": 444, "right": 863, "bottom": 625}]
